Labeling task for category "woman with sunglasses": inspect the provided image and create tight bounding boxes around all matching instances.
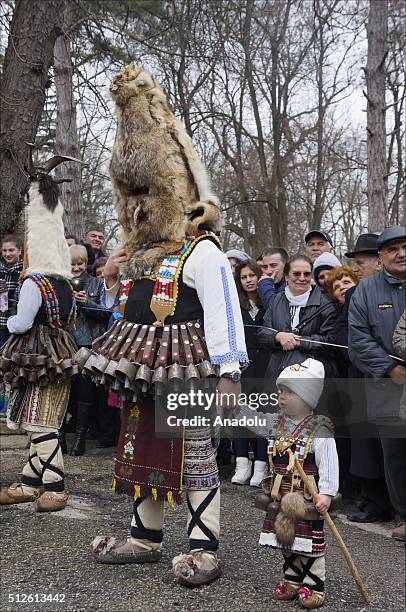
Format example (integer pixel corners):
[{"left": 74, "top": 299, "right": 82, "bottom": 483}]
[{"left": 259, "top": 255, "right": 338, "bottom": 380}]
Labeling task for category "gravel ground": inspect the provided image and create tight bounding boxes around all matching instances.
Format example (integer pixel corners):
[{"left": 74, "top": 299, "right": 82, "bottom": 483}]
[{"left": 0, "top": 440, "right": 404, "bottom": 612}]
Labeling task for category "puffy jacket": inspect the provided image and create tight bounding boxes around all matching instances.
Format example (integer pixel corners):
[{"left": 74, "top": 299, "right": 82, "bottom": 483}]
[
  {"left": 348, "top": 271, "right": 405, "bottom": 379},
  {"left": 348, "top": 271, "right": 405, "bottom": 424},
  {"left": 260, "top": 285, "right": 338, "bottom": 379}
]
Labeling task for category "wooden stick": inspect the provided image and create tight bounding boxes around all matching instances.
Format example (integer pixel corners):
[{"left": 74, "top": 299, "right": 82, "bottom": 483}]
[{"left": 291, "top": 452, "right": 371, "bottom": 604}]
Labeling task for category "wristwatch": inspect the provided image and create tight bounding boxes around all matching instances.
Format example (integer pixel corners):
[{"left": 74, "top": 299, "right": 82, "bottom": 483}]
[{"left": 221, "top": 371, "right": 241, "bottom": 383}]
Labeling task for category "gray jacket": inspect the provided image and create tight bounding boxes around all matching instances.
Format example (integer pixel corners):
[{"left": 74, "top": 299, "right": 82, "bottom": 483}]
[
  {"left": 348, "top": 271, "right": 405, "bottom": 379},
  {"left": 348, "top": 271, "right": 405, "bottom": 424}
]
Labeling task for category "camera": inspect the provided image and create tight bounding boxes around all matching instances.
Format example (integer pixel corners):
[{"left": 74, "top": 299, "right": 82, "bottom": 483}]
[{"left": 71, "top": 277, "right": 85, "bottom": 292}]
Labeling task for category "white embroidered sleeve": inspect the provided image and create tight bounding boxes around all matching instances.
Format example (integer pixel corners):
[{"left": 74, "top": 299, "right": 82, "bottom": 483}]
[
  {"left": 314, "top": 436, "right": 339, "bottom": 497},
  {"left": 182, "top": 240, "right": 248, "bottom": 369},
  {"left": 7, "top": 279, "right": 42, "bottom": 334}
]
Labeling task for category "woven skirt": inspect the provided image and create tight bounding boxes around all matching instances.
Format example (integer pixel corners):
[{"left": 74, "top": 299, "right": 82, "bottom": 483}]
[{"left": 7, "top": 381, "right": 70, "bottom": 431}]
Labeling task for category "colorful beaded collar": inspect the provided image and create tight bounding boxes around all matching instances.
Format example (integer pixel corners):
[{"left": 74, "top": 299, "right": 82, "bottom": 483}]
[
  {"left": 119, "top": 232, "right": 221, "bottom": 326},
  {"left": 26, "top": 273, "right": 77, "bottom": 328}
]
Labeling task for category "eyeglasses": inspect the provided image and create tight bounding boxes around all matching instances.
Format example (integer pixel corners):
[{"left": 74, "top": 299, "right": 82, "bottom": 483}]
[{"left": 290, "top": 271, "right": 312, "bottom": 278}]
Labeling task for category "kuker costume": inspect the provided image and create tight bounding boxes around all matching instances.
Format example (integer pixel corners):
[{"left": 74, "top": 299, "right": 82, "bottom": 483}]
[
  {"left": 0, "top": 154, "right": 79, "bottom": 512},
  {"left": 79, "top": 64, "right": 248, "bottom": 585}
]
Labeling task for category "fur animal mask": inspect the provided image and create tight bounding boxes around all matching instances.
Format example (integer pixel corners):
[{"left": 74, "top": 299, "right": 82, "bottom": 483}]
[
  {"left": 109, "top": 63, "right": 221, "bottom": 277},
  {"left": 25, "top": 177, "right": 72, "bottom": 279}
]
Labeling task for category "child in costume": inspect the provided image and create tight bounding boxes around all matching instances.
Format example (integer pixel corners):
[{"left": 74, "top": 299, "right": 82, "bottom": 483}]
[{"left": 233, "top": 358, "right": 339, "bottom": 609}]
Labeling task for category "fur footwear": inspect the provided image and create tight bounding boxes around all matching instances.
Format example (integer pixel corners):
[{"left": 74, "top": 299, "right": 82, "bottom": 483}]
[
  {"left": 249, "top": 460, "right": 268, "bottom": 487},
  {"left": 0, "top": 483, "right": 41, "bottom": 505},
  {"left": 172, "top": 549, "right": 221, "bottom": 587},
  {"left": 34, "top": 491, "right": 69, "bottom": 513},
  {"left": 274, "top": 581, "right": 299, "bottom": 601},
  {"left": 298, "top": 587, "right": 326, "bottom": 609},
  {"left": 91, "top": 536, "right": 162, "bottom": 564},
  {"left": 231, "top": 457, "right": 252, "bottom": 485}
]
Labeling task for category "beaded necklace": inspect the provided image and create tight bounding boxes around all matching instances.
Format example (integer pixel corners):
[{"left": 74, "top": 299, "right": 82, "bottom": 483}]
[
  {"left": 118, "top": 232, "right": 221, "bottom": 326},
  {"left": 26, "top": 273, "right": 77, "bottom": 328}
]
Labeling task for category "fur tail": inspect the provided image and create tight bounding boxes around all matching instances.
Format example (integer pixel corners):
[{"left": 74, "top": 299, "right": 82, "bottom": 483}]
[{"left": 275, "top": 492, "right": 307, "bottom": 548}]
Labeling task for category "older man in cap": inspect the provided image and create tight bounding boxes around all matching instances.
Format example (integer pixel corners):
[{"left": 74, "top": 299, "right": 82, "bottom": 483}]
[
  {"left": 348, "top": 226, "right": 406, "bottom": 541},
  {"left": 305, "top": 230, "right": 333, "bottom": 263}
]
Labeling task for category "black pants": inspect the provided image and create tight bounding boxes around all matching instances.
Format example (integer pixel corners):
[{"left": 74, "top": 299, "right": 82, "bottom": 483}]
[
  {"left": 233, "top": 432, "right": 267, "bottom": 461},
  {"left": 380, "top": 437, "right": 406, "bottom": 520},
  {"left": 69, "top": 376, "right": 120, "bottom": 444}
]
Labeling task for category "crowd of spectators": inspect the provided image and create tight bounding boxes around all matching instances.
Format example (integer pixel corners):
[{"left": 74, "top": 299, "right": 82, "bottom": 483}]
[
  {"left": 0, "top": 223, "right": 405, "bottom": 541},
  {"left": 226, "top": 225, "right": 405, "bottom": 542}
]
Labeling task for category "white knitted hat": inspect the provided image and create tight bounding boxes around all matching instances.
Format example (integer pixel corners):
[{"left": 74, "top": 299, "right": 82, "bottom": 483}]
[{"left": 276, "top": 358, "right": 325, "bottom": 409}]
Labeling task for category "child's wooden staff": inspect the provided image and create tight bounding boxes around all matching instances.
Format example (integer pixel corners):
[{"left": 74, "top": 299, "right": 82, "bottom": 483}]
[{"left": 288, "top": 450, "right": 371, "bottom": 604}]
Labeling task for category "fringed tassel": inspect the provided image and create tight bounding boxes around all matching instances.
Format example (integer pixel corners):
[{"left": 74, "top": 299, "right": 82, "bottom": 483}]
[
  {"left": 111, "top": 477, "right": 116, "bottom": 492},
  {"left": 134, "top": 484, "right": 141, "bottom": 499},
  {"left": 151, "top": 487, "right": 158, "bottom": 501},
  {"left": 167, "top": 490, "right": 175, "bottom": 507}
]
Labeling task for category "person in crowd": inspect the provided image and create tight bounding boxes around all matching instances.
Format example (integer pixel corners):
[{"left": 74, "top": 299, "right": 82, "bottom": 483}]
[
  {"left": 305, "top": 231, "right": 333, "bottom": 264},
  {"left": 334, "top": 233, "right": 392, "bottom": 524},
  {"left": 232, "top": 260, "right": 268, "bottom": 486},
  {"left": 231, "top": 358, "right": 339, "bottom": 609},
  {"left": 0, "top": 234, "right": 23, "bottom": 415},
  {"left": 94, "top": 256, "right": 108, "bottom": 278},
  {"left": 257, "top": 247, "right": 289, "bottom": 308},
  {"left": 348, "top": 226, "right": 406, "bottom": 541},
  {"left": 83, "top": 226, "right": 106, "bottom": 260},
  {"left": 221, "top": 248, "right": 251, "bottom": 466},
  {"left": 260, "top": 255, "right": 338, "bottom": 380},
  {"left": 0, "top": 234, "right": 23, "bottom": 345},
  {"left": 325, "top": 267, "right": 358, "bottom": 305},
  {"left": 225, "top": 248, "right": 249, "bottom": 276},
  {"left": 344, "top": 232, "right": 381, "bottom": 279},
  {"left": 393, "top": 310, "right": 405, "bottom": 420},
  {"left": 65, "top": 234, "right": 78, "bottom": 247},
  {"left": 312, "top": 253, "right": 341, "bottom": 290},
  {"left": 68, "top": 245, "right": 118, "bottom": 455}
]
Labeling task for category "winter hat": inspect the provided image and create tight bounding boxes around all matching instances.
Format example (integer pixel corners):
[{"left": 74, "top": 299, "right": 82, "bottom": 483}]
[
  {"left": 225, "top": 249, "right": 250, "bottom": 262},
  {"left": 276, "top": 358, "right": 325, "bottom": 409},
  {"left": 312, "top": 252, "right": 341, "bottom": 285}
]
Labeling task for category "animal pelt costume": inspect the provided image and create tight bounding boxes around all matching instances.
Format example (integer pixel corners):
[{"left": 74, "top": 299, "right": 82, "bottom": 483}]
[
  {"left": 0, "top": 152, "right": 80, "bottom": 513},
  {"left": 84, "top": 65, "right": 248, "bottom": 587},
  {"left": 109, "top": 62, "right": 221, "bottom": 277}
]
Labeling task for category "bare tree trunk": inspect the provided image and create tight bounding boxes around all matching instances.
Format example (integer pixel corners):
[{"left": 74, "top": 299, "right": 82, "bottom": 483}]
[
  {"left": 0, "top": 0, "right": 66, "bottom": 237},
  {"left": 366, "top": 0, "right": 389, "bottom": 231},
  {"left": 54, "top": 6, "right": 83, "bottom": 237}
]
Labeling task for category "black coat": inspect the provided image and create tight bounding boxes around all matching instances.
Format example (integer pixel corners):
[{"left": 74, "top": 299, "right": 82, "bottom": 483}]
[
  {"left": 241, "top": 305, "right": 269, "bottom": 379},
  {"left": 260, "top": 285, "right": 338, "bottom": 379},
  {"left": 75, "top": 273, "right": 109, "bottom": 341}
]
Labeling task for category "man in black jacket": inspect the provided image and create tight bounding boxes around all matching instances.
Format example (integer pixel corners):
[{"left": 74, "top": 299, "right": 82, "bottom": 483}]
[{"left": 348, "top": 226, "right": 406, "bottom": 541}]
